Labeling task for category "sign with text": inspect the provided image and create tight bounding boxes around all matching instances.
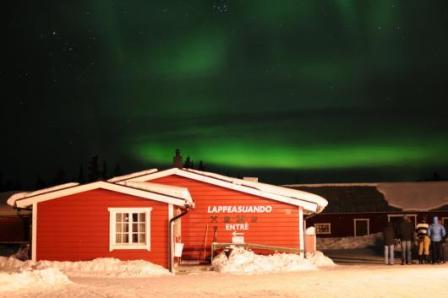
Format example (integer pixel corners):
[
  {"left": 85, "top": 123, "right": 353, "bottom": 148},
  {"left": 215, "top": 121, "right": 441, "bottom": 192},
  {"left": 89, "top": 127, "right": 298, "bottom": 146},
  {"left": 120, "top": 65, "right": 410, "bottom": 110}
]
[{"left": 207, "top": 205, "right": 273, "bottom": 231}]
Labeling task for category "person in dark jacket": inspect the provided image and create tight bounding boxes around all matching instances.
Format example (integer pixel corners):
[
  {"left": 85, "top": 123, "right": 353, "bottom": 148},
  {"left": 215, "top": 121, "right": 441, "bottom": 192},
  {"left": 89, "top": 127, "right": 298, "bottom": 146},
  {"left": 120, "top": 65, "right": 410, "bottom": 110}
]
[
  {"left": 383, "top": 222, "right": 395, "bottom": 265},
  {"left": 399, "top": 216, "right": 414, "bottom": 265}
]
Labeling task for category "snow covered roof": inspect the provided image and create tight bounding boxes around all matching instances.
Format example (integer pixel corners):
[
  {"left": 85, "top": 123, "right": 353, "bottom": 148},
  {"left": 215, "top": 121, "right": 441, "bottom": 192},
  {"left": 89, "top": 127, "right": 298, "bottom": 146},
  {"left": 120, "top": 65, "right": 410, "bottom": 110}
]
[
  {"left": 288, "top": 181, "right": 448, "bottom": 212},
  {"left": 6, "top": 183, "right": 79, "bottom": 208},
  {"left": 108, "top": 168, "right": 328, "bottom": 213},
  {"left": 7, "top": 181, "right": 192, "bottom": 209},
  {"left": 108, "top": 169, "right": 158, "bottom": 183},
  {"left": 377, "top": 182, "right": 448, "bottom": 211},
  {"left": 1, "top": 191, "right": 27, "bottom": 215},
  {"left": 116, "top": 181, "right": 193, "bottom": 205}
]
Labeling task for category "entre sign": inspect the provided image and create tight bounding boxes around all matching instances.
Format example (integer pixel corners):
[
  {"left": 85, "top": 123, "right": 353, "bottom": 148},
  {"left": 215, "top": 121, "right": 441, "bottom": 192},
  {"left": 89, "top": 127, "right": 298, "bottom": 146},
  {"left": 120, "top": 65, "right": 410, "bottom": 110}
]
[{"left": 207, "top": 205, "right": 273, "bottom": 231}]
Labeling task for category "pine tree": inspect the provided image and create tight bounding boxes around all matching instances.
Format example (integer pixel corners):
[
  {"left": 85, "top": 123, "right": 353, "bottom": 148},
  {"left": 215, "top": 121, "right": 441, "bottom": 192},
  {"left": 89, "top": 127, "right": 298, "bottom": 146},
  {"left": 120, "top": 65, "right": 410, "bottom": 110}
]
[
  {"left": 184, "top": 156, "right": 192, "bottom": 168},
  {"left": 87, "top": 155, "right": 100, "bottom": 182},
  {"left": 35, "top": 175, "right": 47, "bottom": 189},
  {"left": 198, "top": 161, "right": 205, "bottom": 171},
  {"left": 113, "top": 163, "right": 123, "bottom": 177},
  {"left": 77, "top": 165, "right": 85, "bottom": 183},
  {"left": 53, "top": 168, "right": 66, "bottom": 185},
  {"left": 101, "top": 160, "right": 108, "bottom": 180}
]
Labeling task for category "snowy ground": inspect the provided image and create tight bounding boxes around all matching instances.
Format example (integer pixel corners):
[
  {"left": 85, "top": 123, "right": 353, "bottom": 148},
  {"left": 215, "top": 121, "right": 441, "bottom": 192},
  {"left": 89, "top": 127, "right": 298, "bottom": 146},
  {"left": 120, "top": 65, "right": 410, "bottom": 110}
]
[
  {"left": 2, "top": 264, "right": 448, "bottom": 298},
  {"left": 2, "top": 251, "right": 448, "bottom": 298}
]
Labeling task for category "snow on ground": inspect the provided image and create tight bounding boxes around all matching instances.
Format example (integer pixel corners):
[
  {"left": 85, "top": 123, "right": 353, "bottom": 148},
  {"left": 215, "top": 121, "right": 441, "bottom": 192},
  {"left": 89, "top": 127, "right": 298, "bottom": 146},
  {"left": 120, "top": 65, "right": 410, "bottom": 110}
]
[
  {"left": 34, "top": 258, "right": 171, "bottom": 277},
  {"left": 0, "top": 257, "right": 170, "bottom": 277},
  {"left": 212, "top": 247, "right": 334, "bottom": 274},
  {"left": 0, "top": 268, "right": 71, "bottom": 293},
  {"left": 3, "top": 264, "right": 448, "bottom": 298},
  {"left": 317, "top": 233, "right": 382, "bottom": 250},
  {"left": 0, "top": 257, "right": 170, "bottom": 295}
]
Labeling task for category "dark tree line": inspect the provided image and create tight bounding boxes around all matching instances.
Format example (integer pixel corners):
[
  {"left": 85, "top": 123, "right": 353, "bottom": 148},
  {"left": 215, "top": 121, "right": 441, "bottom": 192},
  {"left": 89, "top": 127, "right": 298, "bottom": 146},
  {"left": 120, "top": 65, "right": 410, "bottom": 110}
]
[{"left": 0, "top": 155, "right": 124, "bottom": 192}]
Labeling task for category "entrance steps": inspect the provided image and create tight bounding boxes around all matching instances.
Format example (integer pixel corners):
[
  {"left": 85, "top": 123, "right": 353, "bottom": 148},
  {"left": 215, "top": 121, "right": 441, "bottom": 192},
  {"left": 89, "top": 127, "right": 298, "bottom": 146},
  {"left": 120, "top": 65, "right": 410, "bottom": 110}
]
[{"left": 175, "top": 263, "right": 213, "bottom": 274}]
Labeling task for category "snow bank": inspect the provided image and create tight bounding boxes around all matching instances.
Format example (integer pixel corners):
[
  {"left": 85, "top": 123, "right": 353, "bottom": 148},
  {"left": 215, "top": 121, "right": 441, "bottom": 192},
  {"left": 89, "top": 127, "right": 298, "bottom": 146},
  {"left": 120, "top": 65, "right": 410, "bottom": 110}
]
[
  {"left": 317, "top": 233, "right": 382, "bottom": 250},
  {"left": 212, "top": 247, "right": 334, "bottom": 274},
  {"left": 0, "top": 257, "right": 170, "bottom": 278},
  {"left": 0, "top": 268, "right": 70, "bottom": 292},
  {"left": 35, "top": 258, "right": 171, "bottom": 277}
]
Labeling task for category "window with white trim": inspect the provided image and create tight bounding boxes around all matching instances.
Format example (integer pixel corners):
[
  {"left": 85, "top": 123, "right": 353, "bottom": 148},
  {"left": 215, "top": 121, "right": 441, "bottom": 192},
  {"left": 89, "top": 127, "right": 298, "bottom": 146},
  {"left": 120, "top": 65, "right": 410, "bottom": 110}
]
[
  {"left": 108, "top": 208, "right": 152, "bottom": 251},
  {"left": 354, "top": 218, "right": 370, "bottom": 236},
  {"left": 315, "top": 223, "right": 331, "bottom": 235},
  {"left": 442, "top": 217, "right": 448, "bottom": 231}
]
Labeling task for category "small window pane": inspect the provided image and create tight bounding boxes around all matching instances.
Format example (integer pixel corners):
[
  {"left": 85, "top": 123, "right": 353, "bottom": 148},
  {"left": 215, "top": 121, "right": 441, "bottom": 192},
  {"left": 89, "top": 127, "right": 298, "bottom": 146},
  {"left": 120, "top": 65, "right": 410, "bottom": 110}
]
[
  {"left": 116, "top": 233, "right": 122, "bottom": 243},
  {"left": 123, "top": 223, "right": 129, "bottom": 232},
  {"left": 138, "top": 233, "right": 146, "bottom": 243},
  {"left": 132, "top": 234, "right": 138, "bottom": 243},
  {"left": 139, "top": 213, "right": 146, "bottom": 222},
  {"left": 116, "top": 223, "right": 122, "bottom": 233},
  {"left": 133, "top": 223, "right": 138, "bottom": 232},
  {"left": 116, "top": 213, "right": 122, "bottom": 222},
  {"left": 139, "top": 223, "right": 145, "bottom": 232},
  {"left": 132, "top": 213, "right": 138, "bottom": 222},
  {"left": 123, "top": 234, "right": 129, "bottom": 243},
  {"left": 123, "top": 214, "right": 129, "bottom": 222}
]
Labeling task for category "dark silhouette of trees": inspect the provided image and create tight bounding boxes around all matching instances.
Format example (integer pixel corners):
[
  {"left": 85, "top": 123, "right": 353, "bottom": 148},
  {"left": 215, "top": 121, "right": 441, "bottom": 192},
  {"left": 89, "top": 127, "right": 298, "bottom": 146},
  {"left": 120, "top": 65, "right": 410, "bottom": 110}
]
[
  {"left": 101, "top": 161, "right": 108, "bottom": 180},
  {"left": 35, "top": 175, "right": 47, "bottom": 189},
  {"left": 77, "top": 166, "right": 85, "bottom": 184},
  {"left": 183, "top": 156, "right": 192, "bottom": 168},
  {"left": 52, "top": 168, "right": 67, "bottom": 185},
  {"left": 87, "top": 155, "right": 100, "bottom": 182},
  {"left": 113, "top": 163, "right": 123, "bottom": 177}
]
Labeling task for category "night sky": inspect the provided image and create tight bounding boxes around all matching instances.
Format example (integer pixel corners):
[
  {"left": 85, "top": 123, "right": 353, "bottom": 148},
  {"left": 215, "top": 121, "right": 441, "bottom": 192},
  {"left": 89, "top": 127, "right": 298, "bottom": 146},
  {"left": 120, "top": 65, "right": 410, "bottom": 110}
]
[{"left": 2, "top": 0, "right": 448, "bottom": 187}]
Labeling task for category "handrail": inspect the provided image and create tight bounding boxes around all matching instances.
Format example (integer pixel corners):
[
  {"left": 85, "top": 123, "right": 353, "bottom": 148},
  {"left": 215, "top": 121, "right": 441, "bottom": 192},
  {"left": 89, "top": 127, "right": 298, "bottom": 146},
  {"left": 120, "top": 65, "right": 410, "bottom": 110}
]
[{"left": 211, "top": 242, "right": 303, "bottom": 260}]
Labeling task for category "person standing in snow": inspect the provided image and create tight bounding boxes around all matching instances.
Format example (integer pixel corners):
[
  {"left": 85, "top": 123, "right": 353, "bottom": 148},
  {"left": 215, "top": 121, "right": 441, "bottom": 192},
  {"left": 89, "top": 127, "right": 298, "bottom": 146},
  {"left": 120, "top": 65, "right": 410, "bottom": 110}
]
[
  {"left": 398, "top": 216, "right": 414, "bottom": 265},
  {"left": 383, "top": 222, "right": 395, "bottom": 265},
  {"left": 428, "top": 216, "right": 446, "bottom": 264},
  {"left": 415, "top": 217, "right": 430, "bottom": 264}
]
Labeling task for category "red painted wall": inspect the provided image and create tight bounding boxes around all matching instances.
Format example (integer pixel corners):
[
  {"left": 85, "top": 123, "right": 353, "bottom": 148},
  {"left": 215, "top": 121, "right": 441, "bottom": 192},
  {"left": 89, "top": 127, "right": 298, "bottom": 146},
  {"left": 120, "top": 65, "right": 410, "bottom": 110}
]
[
  {"left": 36, "top": 189, "right": 169, "bottom": 268},
  {"left": 151, "top": 175, "right": 300, "bottom": 260}
]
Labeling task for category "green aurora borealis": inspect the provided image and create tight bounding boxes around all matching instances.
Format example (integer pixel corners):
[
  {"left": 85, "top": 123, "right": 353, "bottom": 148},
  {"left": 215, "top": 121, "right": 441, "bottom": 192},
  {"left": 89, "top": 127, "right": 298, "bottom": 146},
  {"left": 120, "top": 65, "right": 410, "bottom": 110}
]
[{"left": 3, "top": 0, "right": 448, "bottom": 184}]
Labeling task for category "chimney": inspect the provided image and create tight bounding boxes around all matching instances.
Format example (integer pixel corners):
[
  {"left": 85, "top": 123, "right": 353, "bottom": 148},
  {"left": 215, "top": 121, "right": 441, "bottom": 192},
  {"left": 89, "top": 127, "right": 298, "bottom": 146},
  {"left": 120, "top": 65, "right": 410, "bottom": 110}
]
[
  {"left": 172, "top": 149, "right": 183, "bottom": 168},
  {"left": 243, "top": 177, "right": 258, "bottom": 182}
]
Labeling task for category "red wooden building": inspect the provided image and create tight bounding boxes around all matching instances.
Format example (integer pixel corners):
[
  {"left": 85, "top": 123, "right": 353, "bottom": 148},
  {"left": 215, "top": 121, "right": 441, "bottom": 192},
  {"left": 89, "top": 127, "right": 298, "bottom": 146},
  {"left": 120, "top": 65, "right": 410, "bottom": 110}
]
[
  {"left": 286, "top": 182, "right": 448, "bottom": 238},
  {"left": 8, "top": 181, "right": 192, "bottom": 270},
  {"left": 110, "top": 168, "right": 328, "bottom": 262}
]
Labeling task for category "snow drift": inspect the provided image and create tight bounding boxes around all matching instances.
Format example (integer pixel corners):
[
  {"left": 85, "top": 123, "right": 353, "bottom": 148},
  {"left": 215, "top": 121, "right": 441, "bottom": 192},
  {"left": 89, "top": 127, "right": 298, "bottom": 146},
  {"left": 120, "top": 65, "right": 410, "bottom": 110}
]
[
  {"left": 212, "top": 247, "right": 334, "bottom": 274},
  {"left": 0, "top": 268, "right": 71, "bottom": 292},
  {"left": 317, "top": 233, "right": 382, "bottom": 250},
  {"left": 0, "top": 257, "right": 170, "bottom": 278}
]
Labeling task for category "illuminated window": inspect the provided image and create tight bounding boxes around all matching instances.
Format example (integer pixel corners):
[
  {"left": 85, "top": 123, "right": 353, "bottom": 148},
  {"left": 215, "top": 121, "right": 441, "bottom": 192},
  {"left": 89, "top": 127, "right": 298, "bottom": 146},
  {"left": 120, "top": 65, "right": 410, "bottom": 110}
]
[
  {"left": 315, "top": 223, "right": 331, "bottom": 235},
  {"left": 108, "top": 208, "right": 152, "bottom": 251}
]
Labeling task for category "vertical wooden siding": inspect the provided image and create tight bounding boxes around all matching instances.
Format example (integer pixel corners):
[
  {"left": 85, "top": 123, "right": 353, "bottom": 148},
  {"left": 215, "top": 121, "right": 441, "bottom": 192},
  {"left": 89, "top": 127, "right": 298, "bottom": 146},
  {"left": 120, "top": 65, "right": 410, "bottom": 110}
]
[
  {"left": 36, "top": 189, "right": 169, "bottom": 268},
  {"left": 151, "top": 175, "right": 300, "bottom": 259}
]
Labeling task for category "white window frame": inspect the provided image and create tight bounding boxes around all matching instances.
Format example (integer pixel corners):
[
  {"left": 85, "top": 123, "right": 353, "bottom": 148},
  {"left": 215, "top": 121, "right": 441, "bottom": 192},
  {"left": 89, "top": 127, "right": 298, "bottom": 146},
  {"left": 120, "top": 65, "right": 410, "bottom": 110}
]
[
  {"left": 354, "top": 218, "right": 370, "bottom": 236},
  {"left": 441, "top": 217, "right": 448, "bottom": 228},
  {"left": 387, "top": 214, "right": 417, "bottom": 227},
  {"left": 108, "top": 207, "right": 152, "bottom": 251},
  {"left": 314, "top": 223, "right": 331, "bottom": 235}
]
